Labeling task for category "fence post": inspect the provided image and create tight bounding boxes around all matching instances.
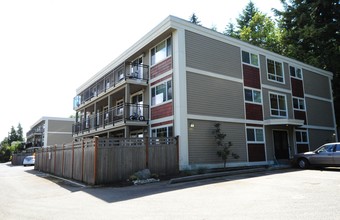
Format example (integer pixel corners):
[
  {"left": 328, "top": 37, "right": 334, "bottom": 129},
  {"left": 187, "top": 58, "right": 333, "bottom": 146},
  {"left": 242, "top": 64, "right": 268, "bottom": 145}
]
[
  {"left": 54, "top": 145, "right": 57, "bottom": 175},
  {"left": 82, "top": 139, "right": 85, "bottom": 182},
  {"left": 62, "top": 144, "right": 65, "bottom": 177},
  {"left": 93, "top": 136, "right": 99, "bottom": 185},
  {"left": 176, "top": 135, "right": 180, "bottom": 172},
  {"left": 72, "top": 141, "right": 74, "bottom": 179},
  {"left": 145, "top": 136, "right": 149, "bottom": 169}
]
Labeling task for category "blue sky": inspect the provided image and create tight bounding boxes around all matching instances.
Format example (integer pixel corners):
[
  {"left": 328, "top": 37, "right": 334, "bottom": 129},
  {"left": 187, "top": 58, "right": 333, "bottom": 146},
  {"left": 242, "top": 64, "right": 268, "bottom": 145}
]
[{"left": 0, "top": 0, "right": 283, "bottom": 140}]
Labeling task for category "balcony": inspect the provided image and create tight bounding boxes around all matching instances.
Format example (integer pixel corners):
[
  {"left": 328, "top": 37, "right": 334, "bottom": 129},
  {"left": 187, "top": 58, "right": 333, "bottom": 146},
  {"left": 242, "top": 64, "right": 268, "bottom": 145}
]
[
  {"left": 72, "top": 103, "right": 149, "bottom": 136},
  {"left": 73, "top": 62, "right": 149, "bottom": 110}
]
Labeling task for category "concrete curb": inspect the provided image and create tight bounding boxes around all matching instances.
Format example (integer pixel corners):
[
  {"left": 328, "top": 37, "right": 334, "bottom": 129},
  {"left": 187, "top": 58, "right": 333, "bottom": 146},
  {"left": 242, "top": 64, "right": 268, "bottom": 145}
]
[{"left": 168, "top": 167, "right": 268, "bottom": 184}]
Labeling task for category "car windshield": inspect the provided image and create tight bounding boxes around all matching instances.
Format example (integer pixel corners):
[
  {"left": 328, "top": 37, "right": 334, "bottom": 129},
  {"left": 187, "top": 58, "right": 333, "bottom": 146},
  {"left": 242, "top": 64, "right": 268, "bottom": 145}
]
[{"left": 315, "top": 145, "right": 334, "bottom": 153}]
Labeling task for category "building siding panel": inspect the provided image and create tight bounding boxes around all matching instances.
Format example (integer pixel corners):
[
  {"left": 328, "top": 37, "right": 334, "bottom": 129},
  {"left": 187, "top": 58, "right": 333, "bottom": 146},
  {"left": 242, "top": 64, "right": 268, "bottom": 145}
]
[
  {"left": 48, "top": 120, "right": 73, "bottom": 132},
  {"left": 151, "top": 102, "right": 173, "bottom": 120},
  {"left": 188, "top": 120, "right": 247, "bottom": 164},
  {"left": 187, "top": 72, "right": 244, "bottom": 118},
  {"left": 308, "top": 129, "right": 335, "bottom": 151},
  {"left": 245, "top": 103, "right": 263, "bottom": 120},
  {"left": 306, "top": 97, "right": 334, "bottom": 127},
  {"left": 303, "top": 69, "right": 331, "bottom": 99},
  {"left": 185, "top": 30, "right": 242, "bottom": 79},
  {"left": 291, "top": 78, "right": 304, "bottom": 98},
  {"left": 150, "top": 57, "right": 172, "bottom": 79},
  {"left": 243, "top": 64, "right": 261, "bottom": 89},
  {"left": 248, "top": 144, "right": 266, "bottom": 162}
]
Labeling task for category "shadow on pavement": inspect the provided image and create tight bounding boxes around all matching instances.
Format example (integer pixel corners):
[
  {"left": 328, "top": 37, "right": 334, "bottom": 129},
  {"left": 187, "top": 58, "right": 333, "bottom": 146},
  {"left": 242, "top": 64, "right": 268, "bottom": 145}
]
[{"left": 24, "top": 167, "right": 308, "bottom": 203}]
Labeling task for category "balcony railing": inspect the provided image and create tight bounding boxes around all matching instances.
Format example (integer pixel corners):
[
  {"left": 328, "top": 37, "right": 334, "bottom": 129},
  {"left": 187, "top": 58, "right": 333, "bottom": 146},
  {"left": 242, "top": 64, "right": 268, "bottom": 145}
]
[
  {"left": 72, "top": 103, "right": 149, "bottom": 135},
  {"left": 73, "top": 62, "right": 149, "bottom": 110}
]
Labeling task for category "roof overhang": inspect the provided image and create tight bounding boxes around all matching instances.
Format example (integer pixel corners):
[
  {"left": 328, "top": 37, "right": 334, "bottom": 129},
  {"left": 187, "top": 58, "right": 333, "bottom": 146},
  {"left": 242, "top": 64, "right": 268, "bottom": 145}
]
[{"left": 263, "top": 119, "right": 304, "bottom": 126}]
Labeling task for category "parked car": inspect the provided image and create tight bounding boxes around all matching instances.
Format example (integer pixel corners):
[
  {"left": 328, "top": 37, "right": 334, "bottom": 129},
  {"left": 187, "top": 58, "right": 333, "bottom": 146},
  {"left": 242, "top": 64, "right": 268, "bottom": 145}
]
[
  {"left": 293, "top": 142, "right": 340, "bottom": 169},
  {"left": 23, "top": 155, "right": 35, "bottom": 166}
]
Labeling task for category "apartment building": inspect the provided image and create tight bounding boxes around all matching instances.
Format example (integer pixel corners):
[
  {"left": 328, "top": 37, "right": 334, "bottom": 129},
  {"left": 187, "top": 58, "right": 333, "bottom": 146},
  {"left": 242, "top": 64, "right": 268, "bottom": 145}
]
[
  {"left": 26, "top": 117, "right": 74, "bottom": 148},
  {"left": 72, "top": 15, "right": 337, "bottom": 170}
]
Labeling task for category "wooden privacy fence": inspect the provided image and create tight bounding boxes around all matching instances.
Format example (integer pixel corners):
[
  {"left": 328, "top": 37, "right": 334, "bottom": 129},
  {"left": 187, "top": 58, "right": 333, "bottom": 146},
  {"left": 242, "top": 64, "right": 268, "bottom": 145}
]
[{"left": 34, "top": 136, "right": 179, "bottom": 185}]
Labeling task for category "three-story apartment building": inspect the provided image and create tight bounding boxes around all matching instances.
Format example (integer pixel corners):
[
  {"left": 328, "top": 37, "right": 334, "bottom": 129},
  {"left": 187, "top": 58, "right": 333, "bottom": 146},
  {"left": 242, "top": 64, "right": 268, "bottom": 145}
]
[
  {"left": 26, "top": 116, "right": 74, "bottom": 148},
  {"left": 72, "top": 15, "right": 337, "bottom": 170}
]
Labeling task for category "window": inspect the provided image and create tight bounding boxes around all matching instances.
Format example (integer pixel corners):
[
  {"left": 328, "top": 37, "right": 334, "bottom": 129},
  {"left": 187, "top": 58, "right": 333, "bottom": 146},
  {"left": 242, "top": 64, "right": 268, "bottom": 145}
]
[
  {"left": 267, "top": 59, "right": 284, "bottom": 83},
  {"left": 152, "top": 126, "right": 173, "bottom": 138},
  {"left": 242, "top": 51, "right": 259, "bottom": 66},
  {"left": 246, "top": 127, "right": 264, "bottom": 143},
  {"left": 290, "top": 66, "right": 302, "bottom": 79},
  {"left": 151, "top": 80, "right": 172, "bottom": 106},
  {"left": 295, "top": 130, "right": 308, "bottom": 144},
  {"left": 270, "top": 93, "right": 287, "bottom": 117},
  {"left": 293, "top": 97, "right": 305, "bottom": 110},
  {"left": 151, "top": 37, "right": 172, "bottom": 65},
  {"left": 116, "top": 100, "right": 123, "bottom": 115},
  {"left": 244, "top": 88, "right": 262, "bottom": 104}
]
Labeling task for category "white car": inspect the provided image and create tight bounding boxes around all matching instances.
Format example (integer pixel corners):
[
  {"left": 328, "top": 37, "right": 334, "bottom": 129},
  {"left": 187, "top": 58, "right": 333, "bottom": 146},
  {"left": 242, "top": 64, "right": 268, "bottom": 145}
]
[{"left": 23, "top": 155, "right": 35, "bottom": 166}]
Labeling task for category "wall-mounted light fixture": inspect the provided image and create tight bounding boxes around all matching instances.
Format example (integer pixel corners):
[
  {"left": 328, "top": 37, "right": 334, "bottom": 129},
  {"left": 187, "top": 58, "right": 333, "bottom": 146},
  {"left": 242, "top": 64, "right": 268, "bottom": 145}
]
[{"left": 190, "top": 122, "right": 195, "bottom": 128}]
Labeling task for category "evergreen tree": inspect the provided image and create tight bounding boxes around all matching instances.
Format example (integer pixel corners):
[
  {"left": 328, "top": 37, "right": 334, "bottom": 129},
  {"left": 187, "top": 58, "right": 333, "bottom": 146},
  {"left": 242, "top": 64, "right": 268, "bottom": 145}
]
[
  {"left": 224, "top": 22, "right": 239, "bottom": 38},
  {"left": 8, "top": 126, "right": 18, "bottom": 146},
  {"left": 17, "top": 123, "right": 24, "bottom": 142},
  {"left": 236, "top": 0, "right": 259, "bottom": 29},
  {"left": 189, "top": 13, "right": 201, "bottom": 25}
]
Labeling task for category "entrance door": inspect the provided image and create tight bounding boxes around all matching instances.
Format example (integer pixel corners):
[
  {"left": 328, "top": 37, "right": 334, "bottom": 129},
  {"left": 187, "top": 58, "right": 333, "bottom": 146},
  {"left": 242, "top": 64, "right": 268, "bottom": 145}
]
[{"left": 273, "top": 130, "right": 289, "bottom": 159}]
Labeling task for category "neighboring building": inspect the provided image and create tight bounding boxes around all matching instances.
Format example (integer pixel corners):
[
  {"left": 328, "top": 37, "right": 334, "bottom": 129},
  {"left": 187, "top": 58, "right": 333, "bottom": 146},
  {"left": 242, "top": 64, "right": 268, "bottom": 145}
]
[
  {"left": 26, "top": 117, "right": 74, "bottom": 148},
  {"left": 72, "top": 15, "right": 337, "bottom": 170}
]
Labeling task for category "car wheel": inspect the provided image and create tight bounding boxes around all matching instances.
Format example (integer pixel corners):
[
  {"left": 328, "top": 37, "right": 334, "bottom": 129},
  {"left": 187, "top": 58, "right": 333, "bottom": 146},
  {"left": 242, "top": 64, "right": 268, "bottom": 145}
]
[{"left": 297, "top": 158, "right": 309, "bottom": 169}]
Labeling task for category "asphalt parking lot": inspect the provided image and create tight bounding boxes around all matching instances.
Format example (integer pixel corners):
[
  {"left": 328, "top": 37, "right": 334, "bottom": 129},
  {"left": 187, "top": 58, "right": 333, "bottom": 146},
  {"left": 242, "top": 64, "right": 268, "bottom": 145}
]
[{"left": 1, "top": 163, "right": 340, "bottom": 220}]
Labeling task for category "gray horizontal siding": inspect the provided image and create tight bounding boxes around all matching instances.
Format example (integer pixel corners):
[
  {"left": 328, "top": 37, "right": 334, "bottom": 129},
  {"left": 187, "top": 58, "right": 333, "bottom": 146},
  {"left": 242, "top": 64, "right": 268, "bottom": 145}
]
[
  {"left": 308, "top": 129, "right": 335, "bottom": 151},
  {"left": 306, "top": 97, "right": 334, "bottom": 127},
  {"left": 48, "top": 120, "right": 73, "bottom": 132},
  {"left": 187, "top": 72, "right": 244, "bottom": 118},
  {"left": 303, "top": 69, "right": 331, "bottom": 99},
  {"left": 188, "top": 120, "right": 247, "bottom": 165},
  {"left": 185, "top": 30, "right": 242, "bottom": 78}
]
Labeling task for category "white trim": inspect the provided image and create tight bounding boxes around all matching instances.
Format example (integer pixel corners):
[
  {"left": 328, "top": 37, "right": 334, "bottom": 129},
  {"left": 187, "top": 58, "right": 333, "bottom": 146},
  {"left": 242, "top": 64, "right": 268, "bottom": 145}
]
[
  {"left": 186, "top": 67, "right": 243, "bottom": 84},
  {"left": 264, "top": 118, "right": 304, "bottom": 126},
  {"left": 150, "top": 116, "right": 174, "bottom": 125},
  {"left": 304, "top": 94, "right": 333, "bottom": 103},
  {"left": 149, "top": 69, "right": 172, "bottom": 84},
  {"left": 262, "top": 84, "right": 292, "bottom": 94},
  {"left": 188, "top": 114, "right": 246, "bottom": 124},
  {"left": 289, "top": 65, "right": 303, "bottom": 80},
  {"left": 329, "top": 77, "right": 338, "bottom": 141},
  {"left": 47, "top": 132, "right": 73, "bottom": 135},
  {"left": 173, "top": 28, "right": 189, "bottom": 169},
  {"left": 303, "top": 125, "right": 336, "bottom": 131},
  {"left": 292, "top": 96, "right": 306, "bottom": 111},
  {"left": 30, "top": 116, "right": 75, "bottom": 129},
  {"left": 241, "top": 50, "right": 260, "bottom": 68}
]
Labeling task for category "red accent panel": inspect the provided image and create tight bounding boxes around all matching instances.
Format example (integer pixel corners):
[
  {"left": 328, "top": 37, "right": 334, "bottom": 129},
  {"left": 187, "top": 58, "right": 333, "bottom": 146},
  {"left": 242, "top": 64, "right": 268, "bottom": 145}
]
[
  {"left": 248, "top": 144, "right": 266, "bottom": 162},
  {"left": 297, "top": 144, "right": 309, "bottom": 153},
  {"left": 245, "top": 103, "right": 263, "bottom": 121},
  {"left": 150, "top": 57, "right": 172, "bottom": 79},
  {"left": 151, "top": 120, "right": 173, "bottom": 128},
  {"left": 294, "top": 110, "right": 307, "bottom": 124},
  {"left": 151, "top": 74, "right": 172, "bottom": 86},
  {"left": 243, "top": 64, "right": 261, "bottom": 89},
  {"left": 151, "top": 102, "right": 173, "bottom": 120},
  {"left": 291, "top": 78, "right": 304, "bottom": 98}
]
